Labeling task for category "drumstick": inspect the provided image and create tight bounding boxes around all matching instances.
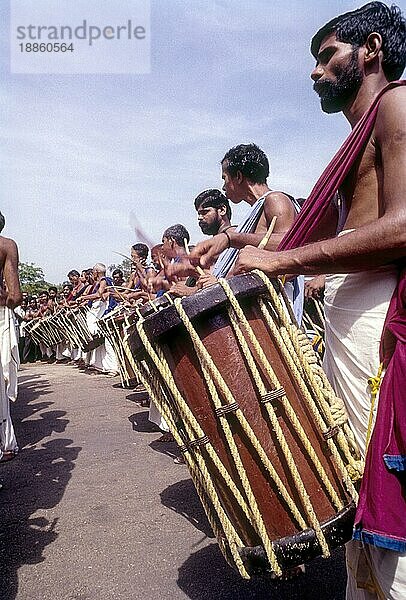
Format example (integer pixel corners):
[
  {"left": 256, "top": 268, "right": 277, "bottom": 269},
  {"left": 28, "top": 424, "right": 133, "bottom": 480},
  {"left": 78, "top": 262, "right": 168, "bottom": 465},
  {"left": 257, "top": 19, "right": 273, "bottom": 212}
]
[
  {"left": 258, "top": 216, "right": 277, "bottom": 249},
  {"left": 107, "top": 285, "right": 139, "bottom": 292},
  {"left": 184, "top": 238, "right": 205, "bottom": 277},
  {"left": 113, "top": 250, "right": 133, "bottom": 262},
  {"left": 257, "top": 217, "right": 287, "bottom": 285}
]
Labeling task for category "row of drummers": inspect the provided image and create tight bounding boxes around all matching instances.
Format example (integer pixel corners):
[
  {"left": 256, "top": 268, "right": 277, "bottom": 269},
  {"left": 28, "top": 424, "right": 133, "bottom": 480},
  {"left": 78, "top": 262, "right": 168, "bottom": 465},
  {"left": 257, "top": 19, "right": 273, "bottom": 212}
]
[
  {"left": 18, "top": 229, "right": 326, "bottom": 377},
  {"left": 16, "top": 247, "right": 364, "bottom": 580},
  {"left": 16, "top": 237, "right": 207, "bottom": 380}
]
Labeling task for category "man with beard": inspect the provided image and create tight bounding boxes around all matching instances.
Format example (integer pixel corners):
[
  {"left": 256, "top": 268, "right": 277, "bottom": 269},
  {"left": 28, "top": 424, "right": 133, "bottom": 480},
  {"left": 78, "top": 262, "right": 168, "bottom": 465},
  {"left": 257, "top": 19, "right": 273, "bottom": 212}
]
[
  {"left": 194, "top": 189, "right": 233, "bottom": 236},
  {"left": 225, "top": 2, "right": 406, "bottom": 598},
  {"left": 187, "top": 144, "right": 303, "bottom": 322}
]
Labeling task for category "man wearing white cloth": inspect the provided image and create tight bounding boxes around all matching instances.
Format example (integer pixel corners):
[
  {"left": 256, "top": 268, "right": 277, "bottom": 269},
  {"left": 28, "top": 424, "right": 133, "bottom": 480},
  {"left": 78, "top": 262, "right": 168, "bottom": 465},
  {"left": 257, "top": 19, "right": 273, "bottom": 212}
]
[
  {"left": 231, "top": 3, "right": 406, "bottom": 598},
  {"left": 80, "top": 263, "right": 119, "bottom": 376},
  {"left": 0, "top": 226, "right": 22, "bottom": 461},
  {"left": 190, "top": 143, "right": 305, "bottom": 324}
]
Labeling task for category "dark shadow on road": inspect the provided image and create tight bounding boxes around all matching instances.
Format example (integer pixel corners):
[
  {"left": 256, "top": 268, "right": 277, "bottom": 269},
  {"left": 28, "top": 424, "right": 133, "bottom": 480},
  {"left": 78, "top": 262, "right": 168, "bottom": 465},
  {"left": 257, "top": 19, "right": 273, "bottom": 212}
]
[
  {"left": 160, "top": 478, "right": 215, "bottom": 539},
  {"left": 177, "top": 543, "right": 346, "bottom": 600},
  {"left": 149, "top": 438, "right": 179, "bottom": 459},
  {"left": 128, "top": 410, "right": 160, "bottom": 433},
  {"left": 0, "top": 367, "right": 81, "bottom": 600}
]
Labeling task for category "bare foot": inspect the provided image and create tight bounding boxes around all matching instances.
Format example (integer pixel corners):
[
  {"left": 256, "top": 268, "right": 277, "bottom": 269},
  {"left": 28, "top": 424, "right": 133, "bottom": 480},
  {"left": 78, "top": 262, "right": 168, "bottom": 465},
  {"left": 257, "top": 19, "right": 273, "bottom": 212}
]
[{"left": 173, "top": 455, "right": 185, "bottom": 464}]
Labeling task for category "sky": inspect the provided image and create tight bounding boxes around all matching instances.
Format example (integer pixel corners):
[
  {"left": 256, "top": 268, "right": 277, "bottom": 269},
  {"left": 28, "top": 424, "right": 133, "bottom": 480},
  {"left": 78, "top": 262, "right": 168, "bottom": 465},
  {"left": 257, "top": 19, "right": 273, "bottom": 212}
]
[{"left": 1, "top": 0, "right": 404, "bottom": 284}]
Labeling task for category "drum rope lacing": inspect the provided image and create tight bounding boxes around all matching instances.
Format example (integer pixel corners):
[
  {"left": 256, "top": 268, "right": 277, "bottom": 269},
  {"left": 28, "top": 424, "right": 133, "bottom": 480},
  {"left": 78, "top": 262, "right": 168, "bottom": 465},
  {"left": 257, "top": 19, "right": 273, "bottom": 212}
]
[
  {"left": 122, "top": 328, "right": 252, "bottom": 577},
  {"left": 253, "top": 271, "right": 363, "bottom": 482},
  {"left": 121, "top": 271, "right": 363, "bottom": 578}
]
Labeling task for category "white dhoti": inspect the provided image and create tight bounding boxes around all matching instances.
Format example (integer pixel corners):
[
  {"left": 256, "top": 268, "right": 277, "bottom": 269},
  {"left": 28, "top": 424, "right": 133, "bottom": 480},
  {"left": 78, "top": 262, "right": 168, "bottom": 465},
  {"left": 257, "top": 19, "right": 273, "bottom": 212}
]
[
  {"left": 86, "top": 301, "right": 118, "bottom": 374},
  {"left": 56, "top": 341, "right": 71, "bottom": 360},
  {"left": 323, "top": 264, "right": 406, "bottom": 599},
  {"left": 0, "top": 306, "right": 19, "bottom": 454},
  {"left": 323, "top": 265, "right": 397, "bottom": 457},
  {"left": 148, "top": 398, "right": 169, "bottom": 432}
]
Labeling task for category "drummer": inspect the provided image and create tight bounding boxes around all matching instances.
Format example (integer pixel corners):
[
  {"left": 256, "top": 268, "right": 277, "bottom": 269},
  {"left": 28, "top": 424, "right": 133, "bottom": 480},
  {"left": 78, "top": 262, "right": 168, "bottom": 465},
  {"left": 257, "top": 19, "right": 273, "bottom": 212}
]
[
  {"left": 190, "top": 189, "right": 236, "bottom": 291},
  {"left": 111, "top": 269, "right": 125, "bottom": 288},
  {"left": 0, "top": 225, "right": 22, "bottom": 462},
  {"left": 115, "top": 243, "right": 151, "bottom": 305},
  {"left": 195, "top": 189, "right": 234, "bottom": 237},
  {"left": 231, "top": 3, "right": 406, "bottom": 596},
  {"left": 148, "top": 225, "right": 192, "bottom": 298},
  {"left": 169, "top": 145, "right": 304, "bottom": 322},
  {"left": 79, "top": 263, "right": 119, "bottom": 376}
]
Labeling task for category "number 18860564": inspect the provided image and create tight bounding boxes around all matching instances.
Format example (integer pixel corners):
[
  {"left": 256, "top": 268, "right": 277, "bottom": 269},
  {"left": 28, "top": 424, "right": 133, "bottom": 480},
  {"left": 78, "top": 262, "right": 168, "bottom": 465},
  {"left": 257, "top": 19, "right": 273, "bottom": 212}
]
[{"left": 19, "top": 43, "right": 74, "bottom": 52}]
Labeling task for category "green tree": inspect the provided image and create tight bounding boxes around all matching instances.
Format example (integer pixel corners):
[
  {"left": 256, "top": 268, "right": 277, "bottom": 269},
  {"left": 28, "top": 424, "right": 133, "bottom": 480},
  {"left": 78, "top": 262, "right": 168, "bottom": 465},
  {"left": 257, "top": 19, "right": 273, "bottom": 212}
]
[
  {"left": 18, "top": 262, "right": 53, "bottom": 295},
  {"left": 108, "top": 258, "right": 132, "bottom": 279}
]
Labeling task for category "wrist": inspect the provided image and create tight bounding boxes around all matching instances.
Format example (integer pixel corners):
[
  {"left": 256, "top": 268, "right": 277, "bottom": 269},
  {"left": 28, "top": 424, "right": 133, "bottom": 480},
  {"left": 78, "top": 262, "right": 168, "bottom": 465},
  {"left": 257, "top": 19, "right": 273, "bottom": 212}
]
[{"left": 221, "top": 229, "right": 232, "bottom": 248}]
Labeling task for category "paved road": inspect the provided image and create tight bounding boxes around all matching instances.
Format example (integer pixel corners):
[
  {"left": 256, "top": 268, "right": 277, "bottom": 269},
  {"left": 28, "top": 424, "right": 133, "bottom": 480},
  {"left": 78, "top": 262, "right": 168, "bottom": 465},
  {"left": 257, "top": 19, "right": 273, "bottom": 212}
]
[{"left": 0, "top": 363, "right": 347, "bottom": 600}]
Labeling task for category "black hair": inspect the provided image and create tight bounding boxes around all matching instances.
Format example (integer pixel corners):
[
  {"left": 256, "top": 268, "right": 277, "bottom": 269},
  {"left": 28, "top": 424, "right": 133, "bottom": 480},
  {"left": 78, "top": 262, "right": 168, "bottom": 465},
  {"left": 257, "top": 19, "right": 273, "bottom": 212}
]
[
  {"left": 48, "top": 286, "right": 58, "bottom": 294},
  {"left": 0, "top": 212, "right": 5, "bottom": 233},
  {"left": 67, "top": 270, "right": 80, "bottom": 278},
  {"left": 162, "top": 224, "right": 190, "bottom": 246},
  {"left": 112, "top": 268, "right": 124, "bottom": 277},
  {"left": 222, "top": 143, "right": 269, "bottom": 184},
  {"left": 194, "top": 189, "right": 232, "bottom": 220},
  {"left": 131, "top": 243, "right": 149, "bottom": 260},
  {"left": 311, "top": 2, "right": 406, "bottom": 81},
  {"left": 62, "top": 282, "right": 73, "bottom": 290},
  {"left": 39, "top": 290, "right": 49, "bottom": 297}
]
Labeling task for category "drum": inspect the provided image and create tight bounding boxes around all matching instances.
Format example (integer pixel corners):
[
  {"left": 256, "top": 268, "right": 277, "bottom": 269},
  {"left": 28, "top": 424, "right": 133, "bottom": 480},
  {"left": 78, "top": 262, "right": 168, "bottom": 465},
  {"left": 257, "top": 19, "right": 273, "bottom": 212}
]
[
  {"left": 303, "top": 296, "right": 325, "bottom": 356},
  {"left": 123, "top": 272, "right": 362, "bottom": 579},
  {"left": 24, "top": 318, "right": 43, "bottom": 345},
  {"left": 64, "top": 306, "right": 104, "bottom": 353},
  {"left": 97, "top": 306, "right": 139, "bottom": 387}
]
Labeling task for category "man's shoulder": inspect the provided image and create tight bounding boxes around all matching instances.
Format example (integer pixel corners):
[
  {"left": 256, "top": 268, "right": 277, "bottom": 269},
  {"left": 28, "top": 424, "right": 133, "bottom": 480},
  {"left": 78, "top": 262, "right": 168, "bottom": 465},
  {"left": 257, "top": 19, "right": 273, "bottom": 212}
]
[
  {"left": 264, "top": 190, "right": 293, "bottom": 203},
  {"left": 0, "top": 235, "right": 18, "bottom": 250},
  {"left": 376, "top": 84, "right": 406, "bottom": 127}
]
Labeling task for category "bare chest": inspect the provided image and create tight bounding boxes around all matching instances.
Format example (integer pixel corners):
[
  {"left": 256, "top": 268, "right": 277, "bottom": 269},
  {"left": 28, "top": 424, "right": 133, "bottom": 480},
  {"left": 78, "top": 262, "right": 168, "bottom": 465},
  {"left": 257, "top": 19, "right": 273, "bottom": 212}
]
[{"left": 340, "top": 137, "right": 383, "bottom": 229}]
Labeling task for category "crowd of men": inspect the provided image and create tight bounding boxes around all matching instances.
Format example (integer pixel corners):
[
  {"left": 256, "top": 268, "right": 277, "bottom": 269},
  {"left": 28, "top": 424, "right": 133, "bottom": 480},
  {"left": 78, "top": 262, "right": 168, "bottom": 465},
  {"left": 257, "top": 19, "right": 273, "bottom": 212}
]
[{"left": 1, "top": 2, "right": 405, "bottom": 598}]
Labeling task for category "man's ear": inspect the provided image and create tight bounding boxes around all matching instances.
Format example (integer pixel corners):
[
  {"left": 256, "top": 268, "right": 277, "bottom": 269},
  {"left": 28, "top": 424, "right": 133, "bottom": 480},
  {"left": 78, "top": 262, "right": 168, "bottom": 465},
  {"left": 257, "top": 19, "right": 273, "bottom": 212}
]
[
  {"left": 218, "top": 205, "right": 227, "bottom": 217},
  {"left": 236, "top": 170, "right": 244, "bottom": 184},
  {"left": 364, "top": 32, "right": 383, "bottom": 64}
]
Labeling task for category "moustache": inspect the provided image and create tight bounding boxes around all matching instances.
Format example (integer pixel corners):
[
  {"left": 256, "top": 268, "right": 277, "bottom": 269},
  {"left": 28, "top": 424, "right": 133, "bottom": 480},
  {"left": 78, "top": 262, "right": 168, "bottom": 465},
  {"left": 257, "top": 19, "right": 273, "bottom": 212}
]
[{"left": 313, "top": 79, "right": 334, "bottom": 96}]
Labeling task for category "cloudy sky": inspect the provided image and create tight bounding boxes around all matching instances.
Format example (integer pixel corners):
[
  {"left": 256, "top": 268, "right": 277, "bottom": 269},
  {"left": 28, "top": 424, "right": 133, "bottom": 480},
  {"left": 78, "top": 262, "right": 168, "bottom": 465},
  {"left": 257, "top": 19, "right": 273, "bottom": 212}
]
[{"left": 2, "top": 0, "right": 403, "bottom": 283}]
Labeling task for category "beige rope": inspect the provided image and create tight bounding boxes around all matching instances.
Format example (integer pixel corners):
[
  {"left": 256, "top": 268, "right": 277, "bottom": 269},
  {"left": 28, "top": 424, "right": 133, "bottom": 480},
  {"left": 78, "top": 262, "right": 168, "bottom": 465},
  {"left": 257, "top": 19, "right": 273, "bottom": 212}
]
[
  {"left": 219, "top": 278, "right": 343, "bottom": 512},
  {"left": 216, "top": 278, "right": 333, "bottom": 557},
  {"left": 119, "top": 271, "right": 364, "bottom": 576},
  {"left": 122, "top": 321, "right": 254, "bottom": 577},
  {"left": 254, "top": 270, "right": 362, "bottom": 492},
  {"left": 173, "top": 297, "right": 283, "bottom": 574}
]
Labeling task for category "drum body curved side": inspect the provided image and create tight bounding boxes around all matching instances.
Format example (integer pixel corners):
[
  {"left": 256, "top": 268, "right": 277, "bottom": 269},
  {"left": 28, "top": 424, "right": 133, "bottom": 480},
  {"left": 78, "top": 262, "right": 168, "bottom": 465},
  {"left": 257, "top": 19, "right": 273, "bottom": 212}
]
[{"left": 127, "top": 274, "right": 356, "bottom": 574}]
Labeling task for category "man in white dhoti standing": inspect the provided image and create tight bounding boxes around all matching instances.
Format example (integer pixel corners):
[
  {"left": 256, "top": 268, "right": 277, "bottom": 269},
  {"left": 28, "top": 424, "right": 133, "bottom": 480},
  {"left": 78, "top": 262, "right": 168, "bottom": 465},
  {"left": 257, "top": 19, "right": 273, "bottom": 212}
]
[
  {"left": 228, "top": 3, "right": 406, "bottom": 597},
  {"left": 79, "top": 263, "right": 119, "bottom": 376},
  {"left": 0, "top": 216, "right": 22, "bottom": 461}
]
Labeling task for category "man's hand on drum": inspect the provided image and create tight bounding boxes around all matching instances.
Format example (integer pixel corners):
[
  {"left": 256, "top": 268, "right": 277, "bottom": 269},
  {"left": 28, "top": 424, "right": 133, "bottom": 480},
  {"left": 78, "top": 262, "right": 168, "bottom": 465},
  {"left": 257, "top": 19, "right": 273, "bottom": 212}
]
[
  {"left": 304, "top": 275, "right": 326, "bottom": 299},
  {"left": 196, "top": 271, "right": 217, "bottom": 289},
  {"left": 164, "top": 258, "right": 198, "bottom": 282},
  {"left": 189, "top": 234, "right": 228, "bottom": 270},
  {"left": 233, "top": 246, "right": 282, "bottom": 276},
  {"left": 170, "top": 281, "right": 196, "bottom": 298}
]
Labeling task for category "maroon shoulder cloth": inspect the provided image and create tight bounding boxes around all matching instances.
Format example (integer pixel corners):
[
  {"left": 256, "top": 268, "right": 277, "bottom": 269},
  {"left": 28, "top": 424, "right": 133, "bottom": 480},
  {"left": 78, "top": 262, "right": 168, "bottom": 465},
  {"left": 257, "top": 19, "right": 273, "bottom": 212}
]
[{"left": 278, "top": 80, "right": 406, "bottom": 552}]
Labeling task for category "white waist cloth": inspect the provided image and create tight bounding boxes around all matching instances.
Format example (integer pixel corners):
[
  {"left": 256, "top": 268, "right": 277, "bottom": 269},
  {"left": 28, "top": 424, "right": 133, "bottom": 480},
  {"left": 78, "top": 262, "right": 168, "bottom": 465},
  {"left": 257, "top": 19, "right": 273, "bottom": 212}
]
[
  {"left": 0, "top": 305, "right": 19, "bottom": 454},
  {"left": 86, "top": 301, "right": 118, "bottom": 374},
  {"left": 323, "top": 265, "right": 398, "bottom": 457}
]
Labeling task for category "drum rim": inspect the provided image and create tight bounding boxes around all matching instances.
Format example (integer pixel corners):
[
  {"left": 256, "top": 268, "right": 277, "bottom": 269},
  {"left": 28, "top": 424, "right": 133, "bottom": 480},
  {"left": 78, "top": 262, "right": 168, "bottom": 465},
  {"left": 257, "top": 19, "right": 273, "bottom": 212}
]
[
  {"left": 239, "top": 501, "right": 356, "bottom": 576},
  {"left": 131, "top": 272, "right": 278, "bottom": 354}
]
